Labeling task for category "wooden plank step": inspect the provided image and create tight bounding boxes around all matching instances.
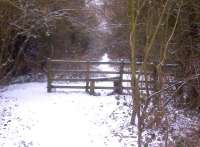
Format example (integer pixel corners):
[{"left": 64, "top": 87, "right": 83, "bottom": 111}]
[{"left": 51, "top": 85, "right": 86, "bottom": 89}]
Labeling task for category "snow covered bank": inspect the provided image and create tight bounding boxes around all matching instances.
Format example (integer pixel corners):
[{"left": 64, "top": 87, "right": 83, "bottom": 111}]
[{"left": 0, "top": 82, "right": 137, "bottom": 147}]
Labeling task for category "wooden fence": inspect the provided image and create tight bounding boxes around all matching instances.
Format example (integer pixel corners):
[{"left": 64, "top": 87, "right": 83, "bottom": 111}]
[{"left": 47, "top": 58, "right": 178, "bottom": 95}]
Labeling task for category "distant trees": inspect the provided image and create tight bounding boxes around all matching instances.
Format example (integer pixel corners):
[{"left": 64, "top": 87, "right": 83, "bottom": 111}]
[
  {"left": 0, "top": 0, "right": 96, "bottom": 82},
  {"left": 100, "top": 0, "right": 130, "bottom": 58}
]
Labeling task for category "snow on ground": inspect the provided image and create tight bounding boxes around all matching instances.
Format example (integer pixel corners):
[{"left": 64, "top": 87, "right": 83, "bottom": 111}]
[
  {"left": 0, "top": 82, "right": 137, "bottom": 147},
  {"left": 97, "top": 54, "right": 115, "bottom": 72}
]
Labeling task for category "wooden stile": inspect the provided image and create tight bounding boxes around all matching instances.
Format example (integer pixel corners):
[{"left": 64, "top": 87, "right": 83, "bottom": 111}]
[{"left": 47, "top": 58, "right": 179, "bottom": 95}]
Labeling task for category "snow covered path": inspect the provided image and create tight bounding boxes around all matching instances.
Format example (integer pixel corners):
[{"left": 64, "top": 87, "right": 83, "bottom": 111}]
[{"left": 0, "top": 82, "right": 136, "bottom": 147}]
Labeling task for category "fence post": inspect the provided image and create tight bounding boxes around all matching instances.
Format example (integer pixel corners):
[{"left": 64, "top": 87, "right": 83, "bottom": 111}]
[
  {"left": 153, "top": 63, "right": 161, "bottom": 107},
  {"left": 90, "top": 80, "right": 95, "bottom": 95},
  {"left": 86, "top": 61, "right": 90, "bottom": 93},
  {"left": 116, "top": 60, "right": 124, "bottom": 94},
  {"left": 47, "top": 58, "right": 52, "bottom": 92}
]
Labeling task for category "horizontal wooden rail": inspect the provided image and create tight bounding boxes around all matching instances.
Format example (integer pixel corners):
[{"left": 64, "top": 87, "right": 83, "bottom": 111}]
[
  {"left": 49, "top": 59, "right": 130, "bottom": 65},
  {"left": 50, "top": 85, "right": 154, "bottom": 91},
  {"left": 51, "top": 85, "right": 86, "bottom": 89},
  {"left": 52, "top": 69, "right": 121, "bottom": 74},
  {"left": 51, "top": 78, "right": 155, "bottom": 83},
  {"left": 52, "top": 69, "right": 155, "bottom": 75},
  {"left": 52, "top": 77, "right": 120, "bottom": 82},
  {"left": 49, "top": 59, "right": 179, "bottom": 67}
]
